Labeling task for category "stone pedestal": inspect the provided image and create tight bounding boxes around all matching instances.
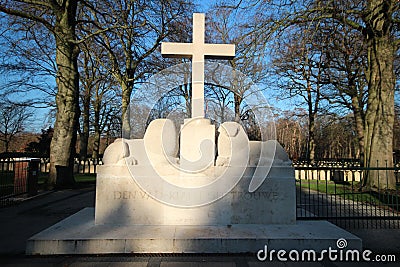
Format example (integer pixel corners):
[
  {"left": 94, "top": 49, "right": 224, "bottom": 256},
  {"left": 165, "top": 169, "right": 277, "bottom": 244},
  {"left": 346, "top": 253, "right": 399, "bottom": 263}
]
[{"left": 95, "top": 165, "right": 295, "bottom": 226}]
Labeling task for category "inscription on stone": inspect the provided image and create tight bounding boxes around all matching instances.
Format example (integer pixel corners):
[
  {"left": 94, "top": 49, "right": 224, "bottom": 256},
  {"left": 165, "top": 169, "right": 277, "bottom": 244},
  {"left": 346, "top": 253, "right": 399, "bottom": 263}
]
[
  {"left": 113, "top": 190, "right": 281, "bottom": 201},
  {"left": 113, "top": 191, "right": 150, "bottom": 200},
  {"left": 230, "top": 191, "right": 280, "bottom": 201}
]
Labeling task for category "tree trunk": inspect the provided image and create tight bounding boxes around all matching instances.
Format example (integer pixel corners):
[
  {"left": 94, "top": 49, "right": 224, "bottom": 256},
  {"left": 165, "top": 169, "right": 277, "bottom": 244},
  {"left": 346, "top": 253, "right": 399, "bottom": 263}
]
[
  {"left": 48, "top": 2, "right": 80, "bottom": 188},
  {"left": 351, "top": 96, "right": 365, "bottom": 167},
  {"left": 79, "top": 52, "right": 92, "bottom": 161},
  {"left": 4, "top": 138, "right": 9, "bottom": 153},
  {"left": 183, "top": 83, "right": 191, "bottom": 117},
  {"left": 79, "top": 92, "right": 90, "bottom": 160},
  {"left": 308, "top": 112, "right": 316, "bottom": 164},
  {"left": 307, "top": 79, "right": 316, "bottom": 164},
  {"left": 234, "top": 93, "right": 242, "bottom": 122},
  {"left": 92, "top": 102, "right": 101, "bottom": 160},
  {"left": 231, "top": 65, "right": 242, "bottom": 123},
  {"left": 363, "top": 0, "right": 397, "bottom": 189},
  {"left": 92, "top": 130, "right": 101, "bottom": 160},
  {"left": 121, "top": 82, "right": 131, "bottom": 138}
]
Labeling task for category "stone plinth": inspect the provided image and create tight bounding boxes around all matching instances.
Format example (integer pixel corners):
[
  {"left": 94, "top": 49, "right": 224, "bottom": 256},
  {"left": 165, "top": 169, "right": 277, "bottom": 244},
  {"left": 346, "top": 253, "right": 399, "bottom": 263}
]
[{"left": 95, "top": 165, "right": 296, "bottom": 226}]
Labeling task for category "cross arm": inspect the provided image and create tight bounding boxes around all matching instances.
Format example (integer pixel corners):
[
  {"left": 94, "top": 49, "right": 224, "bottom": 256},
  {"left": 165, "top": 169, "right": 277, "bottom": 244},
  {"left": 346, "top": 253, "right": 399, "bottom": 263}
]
[
  {"left": 161, "top": 42, "right": 193, "bottom": 58},
  {"left": 204, "top": 44, "right": 235, "bottom": 60}
]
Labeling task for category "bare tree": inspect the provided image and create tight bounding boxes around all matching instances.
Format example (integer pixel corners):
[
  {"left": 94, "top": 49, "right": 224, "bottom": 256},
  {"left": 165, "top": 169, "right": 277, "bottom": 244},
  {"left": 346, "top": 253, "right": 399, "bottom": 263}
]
[
  {"left": 394, "top": 104, "right": 400, "bottom": 163},
  {"left": 244, "top": 0, "right": 399, "bottom": 189},
  {"left": 0, "top": 0, "right": 82, "bottom": 187},
  {"left": 0, "top": 101, "right": 32, "bottom": 153},
  {"left": 91, "top": 76, "right": 120, "bottom": 159},
  {"left": 318, "top": 18, "right": 368, "bottom": 166},
  {"left": 272, "top": 24, "right": 329, "bottom": 163},
  {"left": 205, "top": 84, "right": 234, "bottom": 124},
  {"left": 274, "top": 109, "right": 308, "bottom": 161},
  {"left": 80, "top": 0, "right": 193, "bottom": 138},
  {"left": 208, "top": 3, "right": 270, "bottom": 122},
  {"left": 78, "top": 45, "right": 95, "bottom": 160},
  {"left": 314, "top": 114, "right": 358, "bottom": 159},
  {"left": 0, "top": 14, "right": 57, "bottom": 107}
]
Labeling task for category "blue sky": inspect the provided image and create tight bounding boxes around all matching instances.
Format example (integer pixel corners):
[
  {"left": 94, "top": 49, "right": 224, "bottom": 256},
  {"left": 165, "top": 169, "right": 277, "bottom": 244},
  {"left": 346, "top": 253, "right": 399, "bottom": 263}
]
[
  {"left": 3, "top": 1, "right": 392, "bottom": 134},
  {"left": 0, "top": 1, "right": 286, "bottom": 134}
]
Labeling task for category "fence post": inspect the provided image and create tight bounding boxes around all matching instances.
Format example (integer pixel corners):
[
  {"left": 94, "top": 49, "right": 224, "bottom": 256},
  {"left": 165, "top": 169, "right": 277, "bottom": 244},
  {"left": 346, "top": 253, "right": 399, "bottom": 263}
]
[{"left": 27, "top": 159, "right": 40, "bottom": 196}]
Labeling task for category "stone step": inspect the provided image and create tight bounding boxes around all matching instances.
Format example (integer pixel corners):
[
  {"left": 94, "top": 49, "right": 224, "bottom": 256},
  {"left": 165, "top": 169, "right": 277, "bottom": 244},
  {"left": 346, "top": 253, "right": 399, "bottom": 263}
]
[{"left": 27, "top": 208, "right": 361, "bottom": 255}]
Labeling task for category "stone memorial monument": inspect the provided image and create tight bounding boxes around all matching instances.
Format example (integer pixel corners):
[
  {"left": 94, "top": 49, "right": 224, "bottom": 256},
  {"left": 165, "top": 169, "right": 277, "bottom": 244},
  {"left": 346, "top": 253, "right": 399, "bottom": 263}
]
[{"left": 26, "top": 13, "right": 361, "bottom": 255}]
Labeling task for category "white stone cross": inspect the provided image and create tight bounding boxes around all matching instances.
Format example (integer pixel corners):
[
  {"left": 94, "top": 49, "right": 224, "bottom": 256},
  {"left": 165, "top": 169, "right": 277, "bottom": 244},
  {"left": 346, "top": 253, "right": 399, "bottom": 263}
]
[{"left": 161, "top": 13, "right": 235, "bottom": 118}]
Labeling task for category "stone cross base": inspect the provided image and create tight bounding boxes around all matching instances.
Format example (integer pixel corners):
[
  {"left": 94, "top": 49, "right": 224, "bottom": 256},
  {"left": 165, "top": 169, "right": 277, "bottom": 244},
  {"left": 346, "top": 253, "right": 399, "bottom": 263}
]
[{"left": 179, "top": 118, "right": 215, "bottom": 172}]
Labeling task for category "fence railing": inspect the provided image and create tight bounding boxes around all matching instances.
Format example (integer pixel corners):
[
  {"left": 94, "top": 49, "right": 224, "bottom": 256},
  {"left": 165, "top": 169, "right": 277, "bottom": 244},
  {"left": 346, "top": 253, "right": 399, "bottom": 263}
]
[
  {"left": 0, "top": 157, "right": 102, "bottom": 207},
  {"left": 0, "top": 158, "right": 40, "bottom": 207},
  {"left": 38, "top": 158, "right": 103, "bottom": 175},
  {"left": 294, "top": 163, "right": 400, "bottom": 229}
]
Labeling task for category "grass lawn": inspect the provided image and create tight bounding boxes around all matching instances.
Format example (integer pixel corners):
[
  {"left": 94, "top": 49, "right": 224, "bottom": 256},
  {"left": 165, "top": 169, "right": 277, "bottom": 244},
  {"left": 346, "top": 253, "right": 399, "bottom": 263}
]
[
  {"left": 74, "top": 173, "right": 96, "bottom": 183},
  {"left": 38, "top": 173, "right": 96, "bottom": 184},
  {"left": 297, "top": 179, "right": 399, "bottom": 208}
]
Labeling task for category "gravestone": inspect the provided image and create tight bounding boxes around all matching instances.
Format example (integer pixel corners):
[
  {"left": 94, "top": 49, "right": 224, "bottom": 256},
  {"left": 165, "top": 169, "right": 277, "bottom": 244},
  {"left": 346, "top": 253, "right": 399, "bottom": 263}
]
[{"left": 26, "top": 13, "right": 361, "bottom": 255}]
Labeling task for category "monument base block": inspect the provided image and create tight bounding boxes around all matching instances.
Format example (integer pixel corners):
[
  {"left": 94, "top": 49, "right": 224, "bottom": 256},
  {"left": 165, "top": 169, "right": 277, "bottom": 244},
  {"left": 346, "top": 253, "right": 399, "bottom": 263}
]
[{"left": 26, "top": 208, "right": 361, "bottom": 255}]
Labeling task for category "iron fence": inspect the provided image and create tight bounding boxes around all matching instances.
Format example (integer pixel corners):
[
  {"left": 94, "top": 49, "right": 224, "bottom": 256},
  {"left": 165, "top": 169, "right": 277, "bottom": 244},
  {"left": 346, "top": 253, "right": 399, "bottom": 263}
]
[
  {"left": 294, "top": 163, "right": 400, "bottom": 229},
  {"left": 0, "top": 158, "right": 40, "bottom": 207},
  {"left": 0, "top": 157, "right": 101, "bottom": 207}
]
